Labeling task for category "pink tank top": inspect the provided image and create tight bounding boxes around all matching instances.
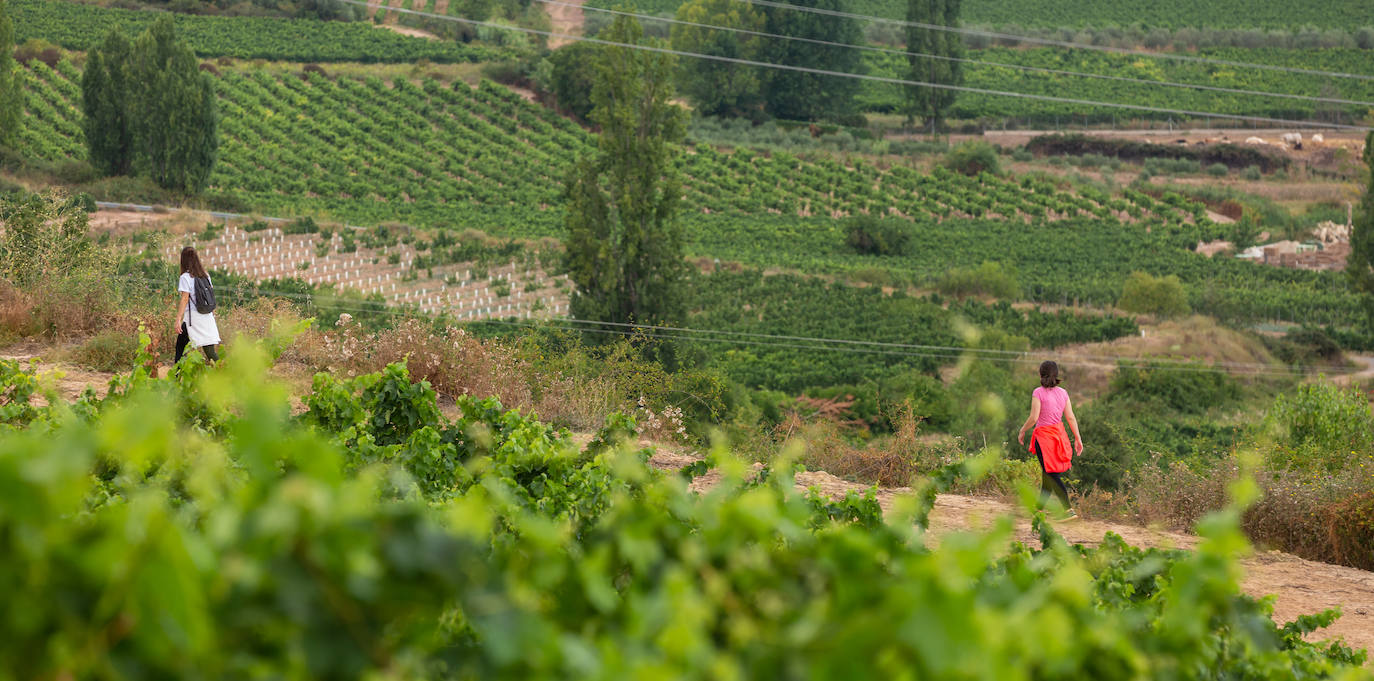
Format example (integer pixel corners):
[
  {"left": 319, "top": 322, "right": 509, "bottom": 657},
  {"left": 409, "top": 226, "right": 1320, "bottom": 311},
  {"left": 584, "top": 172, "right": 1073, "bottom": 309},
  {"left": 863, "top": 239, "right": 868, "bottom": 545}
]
[{"left": 1033, "top": 386, "right": 1068, "bottom": 427}]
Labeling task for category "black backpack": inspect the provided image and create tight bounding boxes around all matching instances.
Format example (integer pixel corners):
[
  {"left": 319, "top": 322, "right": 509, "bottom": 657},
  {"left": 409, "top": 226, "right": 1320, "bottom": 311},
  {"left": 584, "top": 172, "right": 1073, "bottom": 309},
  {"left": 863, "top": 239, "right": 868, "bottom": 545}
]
[{"left": 193, "top": 276, "right": 217, "bottom": 314}]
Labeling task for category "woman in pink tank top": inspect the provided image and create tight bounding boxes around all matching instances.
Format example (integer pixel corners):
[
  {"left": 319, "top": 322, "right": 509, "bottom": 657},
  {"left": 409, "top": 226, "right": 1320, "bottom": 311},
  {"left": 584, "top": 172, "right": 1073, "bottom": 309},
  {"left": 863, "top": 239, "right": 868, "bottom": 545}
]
[{"left": 1016, "top": 361, "right": 1084, "bottom": 519}]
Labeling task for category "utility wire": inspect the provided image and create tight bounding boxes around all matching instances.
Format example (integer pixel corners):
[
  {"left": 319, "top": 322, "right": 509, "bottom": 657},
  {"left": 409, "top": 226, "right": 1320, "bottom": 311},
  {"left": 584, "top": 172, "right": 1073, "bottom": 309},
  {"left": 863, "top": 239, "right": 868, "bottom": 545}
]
[
  {"left": 730, "top": 0, "right": 1374, "bottom": 82},
  {"left": 540, "top": 0, "right": 1374, "bottom": 109},
  {"left": 335, "top": 0, "right": 1373, "bottom": 131},
  {"left": 119, "top": 273, "right": 1306, "bottom": 377}
]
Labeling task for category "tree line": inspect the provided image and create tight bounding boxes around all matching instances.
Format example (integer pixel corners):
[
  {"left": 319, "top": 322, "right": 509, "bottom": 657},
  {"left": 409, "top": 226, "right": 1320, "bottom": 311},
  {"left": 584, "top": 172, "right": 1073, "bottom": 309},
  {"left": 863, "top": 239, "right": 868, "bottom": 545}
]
[
  {"left": 0, "top": 2, "right": 219, "bottom": 193},
  {"left": 81, "top": 17, "right": 219, "bottom": 193},
  {"left": 542, "top": 0, "right": 966, "bottom": 126}
]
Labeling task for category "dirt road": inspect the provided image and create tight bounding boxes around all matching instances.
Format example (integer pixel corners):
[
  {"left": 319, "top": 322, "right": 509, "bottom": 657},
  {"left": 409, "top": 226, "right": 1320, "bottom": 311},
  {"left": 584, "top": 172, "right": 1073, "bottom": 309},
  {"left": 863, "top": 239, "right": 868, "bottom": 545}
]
[
  {"left": 546, "top": 0, "right": 584, "bottom": 48},
  {"left": 651, "top": 450, "right": 1374, "bottom": 659}
]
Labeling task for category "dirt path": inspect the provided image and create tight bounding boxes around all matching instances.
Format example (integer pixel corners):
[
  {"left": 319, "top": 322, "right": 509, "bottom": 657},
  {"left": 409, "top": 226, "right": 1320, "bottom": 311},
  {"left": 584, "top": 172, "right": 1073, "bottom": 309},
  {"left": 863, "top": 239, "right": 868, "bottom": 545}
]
[
  {"left": 379, "top": 23, "right": 440, "bottom": 40},
  {"left": 1331, "top": 354, "right": 1374, "bottom": 388},
  {"left": 384, "top": 0, "right": 407, "bottom": 24},
  {"left": 546, "top": 0, "right": 585, "bottom": 48},
  {"left": 434, "top": 0, "right": 450, "bottom": 14},
  {"left": 649, "top": 450, "right": 1374, "bottom": 658}
]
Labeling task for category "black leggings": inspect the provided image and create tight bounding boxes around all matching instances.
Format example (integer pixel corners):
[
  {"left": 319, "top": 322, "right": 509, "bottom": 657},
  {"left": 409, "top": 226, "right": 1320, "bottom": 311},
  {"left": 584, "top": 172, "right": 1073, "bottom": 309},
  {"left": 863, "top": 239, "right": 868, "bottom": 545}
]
[
  {"left": 1033, "top": 440, "right": 1072, "bottom": 509},
  {"left": 174, "top": 323, "right": 219, "bottom": 364}
]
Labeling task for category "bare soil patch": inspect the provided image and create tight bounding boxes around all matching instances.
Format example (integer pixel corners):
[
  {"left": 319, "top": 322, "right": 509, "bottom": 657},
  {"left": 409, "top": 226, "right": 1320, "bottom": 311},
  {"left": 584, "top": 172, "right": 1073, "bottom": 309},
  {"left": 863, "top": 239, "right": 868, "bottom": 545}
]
[
  {"left": 87, "top": 208, "right": 186, "bottom": 238},
  {"left": 378, "top": 23, "right": 440, "bottom": 40},
  {"left": 546, "top": 0, "right": 585, "bottom": 48}
]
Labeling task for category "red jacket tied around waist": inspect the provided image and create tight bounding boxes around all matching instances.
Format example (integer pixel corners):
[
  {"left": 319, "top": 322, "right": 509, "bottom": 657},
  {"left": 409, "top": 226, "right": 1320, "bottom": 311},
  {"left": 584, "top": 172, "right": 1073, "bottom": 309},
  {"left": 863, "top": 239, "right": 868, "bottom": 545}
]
[{"left": 1030, "top": 423, "right": 1073, "bottom": 473}]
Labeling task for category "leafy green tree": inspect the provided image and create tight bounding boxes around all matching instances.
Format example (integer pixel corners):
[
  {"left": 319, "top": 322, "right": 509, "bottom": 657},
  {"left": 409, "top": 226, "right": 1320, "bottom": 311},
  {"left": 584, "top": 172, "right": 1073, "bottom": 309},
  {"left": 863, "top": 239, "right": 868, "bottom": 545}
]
[
  {"left": 670, "top": 0, "right": 765, "bottom": 118},
  {"left": 760, "top": 0, "right": 863, "bottom": 122},
  {"left": 544, "top": 41, "right": 599, "bottom": 121},
  {"left": 130, "top": 17, "right": 219, "bottom": 193},
  {"left": 941, "top": 139, "right": 999, "bottom": 176},
  {"left": 1118, "top": 271, "right": 1190, "bottom": 318},
  {"left": 81, "top": 28, "right": 135, "bottom": 176},
  {"left": 1348, "top": 131, "right": 1374, "bottom": 322},
  {"left": 905, "top": 0, "right": 963, "bottom": 130},
  {"left": 563, "top": 15, "right": 688, "bottom": 330},
  {"left": 0, "top": 0, "right": 19, "bottom": 150}
]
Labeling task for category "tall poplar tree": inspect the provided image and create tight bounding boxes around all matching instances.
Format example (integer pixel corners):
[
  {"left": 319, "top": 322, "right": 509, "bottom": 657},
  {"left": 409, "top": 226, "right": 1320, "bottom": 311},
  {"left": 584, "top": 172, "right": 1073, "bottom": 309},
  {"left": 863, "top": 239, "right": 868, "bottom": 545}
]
[
  {"left": 131, "top": 17, "right": 218, "bottom": 193},
  {"left": 905, "top": 0, "right": 963, "bottom": 131},
  {"left": 81, "top": 28, "right": 135, "bottom": 176},
  {"left": 1347, "top": 132, "right": 1374, "bottom": 324},
  {"left": 0, "top": 0, "right": 20, "bottom": 150},
  {"left": 563, "top": 15, "right": 687, "bottom": 330}
]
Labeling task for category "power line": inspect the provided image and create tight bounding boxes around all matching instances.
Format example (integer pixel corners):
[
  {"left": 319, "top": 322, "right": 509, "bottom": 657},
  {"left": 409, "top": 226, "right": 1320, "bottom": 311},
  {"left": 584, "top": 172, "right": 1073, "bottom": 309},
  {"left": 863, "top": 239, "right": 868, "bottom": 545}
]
[
  {"left": 336, "top": 0, "right": 1372, "bottom": 131},
  {"left": 731, "top": 0, "right": 1374, "bottom": 83},
  {"left": 543, "top": 0, "right": 1374, "bottom": 109},
  {"left": 120, "top": 273, "right": 1306, "bottom": 378}
]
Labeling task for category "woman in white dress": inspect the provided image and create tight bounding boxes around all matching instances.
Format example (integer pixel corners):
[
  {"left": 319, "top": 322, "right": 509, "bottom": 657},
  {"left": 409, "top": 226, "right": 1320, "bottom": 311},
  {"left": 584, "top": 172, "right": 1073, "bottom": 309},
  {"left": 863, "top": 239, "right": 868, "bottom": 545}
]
[{"left": 173, "top": 246, "right": 221, "bottom": 363}]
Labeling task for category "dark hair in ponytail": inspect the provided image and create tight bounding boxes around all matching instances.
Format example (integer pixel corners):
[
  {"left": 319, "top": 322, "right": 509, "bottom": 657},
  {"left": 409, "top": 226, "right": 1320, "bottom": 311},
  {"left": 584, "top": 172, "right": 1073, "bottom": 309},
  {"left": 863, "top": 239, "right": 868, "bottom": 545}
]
[
  {"left": 1039, "top": 360, "right": 1061, "bottom": 388},
  {"left": 180, "top": 246, "right": 208, "bottom": 279}
]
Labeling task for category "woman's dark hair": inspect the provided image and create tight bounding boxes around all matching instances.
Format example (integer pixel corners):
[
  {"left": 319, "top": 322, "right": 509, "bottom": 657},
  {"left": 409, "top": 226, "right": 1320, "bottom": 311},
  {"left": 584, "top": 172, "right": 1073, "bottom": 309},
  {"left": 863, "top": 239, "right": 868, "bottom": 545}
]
[
  {"left": 180, "top": 246, "right": 208, "bottom": 279},
  {"left": 1039, "top": 360, "right": 1061, "bottom": 388}
]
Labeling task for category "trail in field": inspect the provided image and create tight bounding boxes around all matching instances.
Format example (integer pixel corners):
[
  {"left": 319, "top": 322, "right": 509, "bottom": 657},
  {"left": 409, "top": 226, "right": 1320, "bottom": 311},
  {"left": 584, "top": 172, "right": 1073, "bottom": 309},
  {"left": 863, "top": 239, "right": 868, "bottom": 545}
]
[
  {"left": 380, "top": 23, "right": 441, "bottom": 40},
  {"left": 385, "top": 0, "right": 407, "bottom": 24},
  {"left": 648, "top": 449, "right": 1374, "bottom": 659},
  {"left": 434, "top": 0, "right": 450, "bottom": 14},
  {"left": 364, "top": 0, "right": 384, "bottom": 19},
  {"left": 546, "top": 0, "right": 585, "bottom": 48}
]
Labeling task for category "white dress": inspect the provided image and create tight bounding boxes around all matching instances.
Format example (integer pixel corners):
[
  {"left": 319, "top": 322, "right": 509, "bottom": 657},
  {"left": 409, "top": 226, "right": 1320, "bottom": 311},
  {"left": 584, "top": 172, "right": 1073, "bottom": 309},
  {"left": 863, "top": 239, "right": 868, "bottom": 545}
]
[{"left": 179, "top": 272, "right": 222, "bottom": 348}]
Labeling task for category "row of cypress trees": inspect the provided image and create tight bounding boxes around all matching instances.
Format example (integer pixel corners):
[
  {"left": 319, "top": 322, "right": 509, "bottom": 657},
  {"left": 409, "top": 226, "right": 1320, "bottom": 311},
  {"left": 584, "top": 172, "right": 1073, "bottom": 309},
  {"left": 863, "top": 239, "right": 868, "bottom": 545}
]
[{"left": 81, "top": 17, "right": 219, "bottom": 194}]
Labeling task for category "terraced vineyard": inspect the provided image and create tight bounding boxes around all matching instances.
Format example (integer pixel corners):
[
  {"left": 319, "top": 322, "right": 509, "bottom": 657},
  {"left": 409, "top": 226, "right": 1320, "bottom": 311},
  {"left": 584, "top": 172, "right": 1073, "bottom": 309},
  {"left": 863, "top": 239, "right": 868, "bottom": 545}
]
[
  {"left": 18, "top": 61, "right": 1203, "bottom": 231},
  {"left": 8, "top": 0, "right": 503, "bottom": 63},
  {"left": 20, "top": 59, "right": 1362, "bottom": 329}
]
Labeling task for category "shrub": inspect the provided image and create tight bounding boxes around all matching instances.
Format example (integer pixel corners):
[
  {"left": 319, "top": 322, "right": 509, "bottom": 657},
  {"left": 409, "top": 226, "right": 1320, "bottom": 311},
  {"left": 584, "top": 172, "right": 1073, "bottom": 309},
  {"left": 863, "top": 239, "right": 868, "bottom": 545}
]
[
  {"left": 844, "top": 216, "right": 912, "bottom": 256},
  {"left": 1206, "top": 163, "right": 1229, "bottom": 177},
  {"left": 1242, "top": 165, "right": 1262, "bottom": 180},
  {"left": 70, "top": 329, "right": 141, "bottom": 372},
  {"left": 1267, "top": 382, "right": 1374, "bottom": 472},
  {"left": 1108, "top": 363, "right": 1240, "bottom": 415},
  {"left": 935, "top": 261, "right": 1020, "bottom": 300},
  {"left": 0, "top": 193, "right": 120, "bottom": 338},
  {"left": 1261, "top": 327, "right": 1342, "bottom": 366},
  {"left": 1117, "top": 271, "right": 1189, "bottom": 318},
  {"left": 1026, "top": 134, "right": 1288, "bottom": 172},
  {"left": 480, "top": 60, "right": 528, "bottom": 87},
  {"left": 942, "top": 141, "right": 1000, "bottom": 176}
]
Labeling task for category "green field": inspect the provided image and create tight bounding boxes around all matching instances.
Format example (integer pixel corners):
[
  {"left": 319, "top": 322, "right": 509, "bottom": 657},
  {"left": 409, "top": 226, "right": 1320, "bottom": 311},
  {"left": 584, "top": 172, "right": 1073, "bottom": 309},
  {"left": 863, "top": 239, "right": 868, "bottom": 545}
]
[
  {"left": 9, "top": 0, "right": 503, "bottom": 63},
  {"left": 18, "top": 60, "right": 1198, "bottom": 226}
]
